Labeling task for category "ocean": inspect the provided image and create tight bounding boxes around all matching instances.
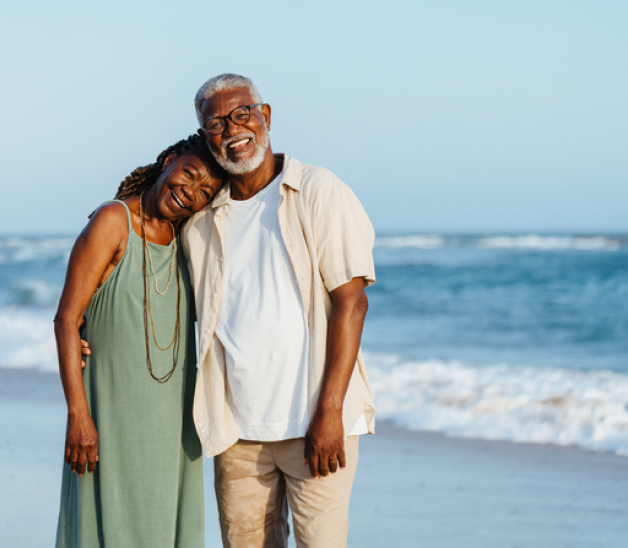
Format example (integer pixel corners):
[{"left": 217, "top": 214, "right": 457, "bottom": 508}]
[{"left": 1, "top": 232, "right": 627, "bottom": 455}]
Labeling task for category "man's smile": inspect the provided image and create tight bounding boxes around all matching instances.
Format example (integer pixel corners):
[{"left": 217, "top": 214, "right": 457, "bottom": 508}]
[{"left": 227, "top": 138, "right": 252, "bottom": 150}]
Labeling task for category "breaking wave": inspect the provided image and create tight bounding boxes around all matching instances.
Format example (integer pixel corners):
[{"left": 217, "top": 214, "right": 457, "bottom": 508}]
[{"left": 367, "top": 351, "right": 628, "bottom": 456}]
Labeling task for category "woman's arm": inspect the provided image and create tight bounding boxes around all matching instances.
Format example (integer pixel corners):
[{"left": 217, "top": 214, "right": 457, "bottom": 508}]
[{"left": 54, "top": 203, "right": 127, "bottom": 476}]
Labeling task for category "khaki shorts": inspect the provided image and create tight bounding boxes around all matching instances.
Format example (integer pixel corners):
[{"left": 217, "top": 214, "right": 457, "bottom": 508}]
[{"left": 214, "top": 435, "right": 359, "bottom": 548}]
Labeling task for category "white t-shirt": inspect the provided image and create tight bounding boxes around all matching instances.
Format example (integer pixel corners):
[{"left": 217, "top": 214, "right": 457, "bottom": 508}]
[{"left": 215, "top": 177, "right": 310, "bottom": 441}]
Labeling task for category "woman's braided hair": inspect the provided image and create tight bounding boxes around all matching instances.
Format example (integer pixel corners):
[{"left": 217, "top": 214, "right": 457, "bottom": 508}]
[{"left": 113, "top": 133, "right": 213, "bottom": 200}]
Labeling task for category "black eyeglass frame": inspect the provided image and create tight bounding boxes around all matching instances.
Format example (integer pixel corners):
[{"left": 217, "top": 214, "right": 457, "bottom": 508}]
[{"left": 201, "top": 103, "right": 264, "bottom": 135}]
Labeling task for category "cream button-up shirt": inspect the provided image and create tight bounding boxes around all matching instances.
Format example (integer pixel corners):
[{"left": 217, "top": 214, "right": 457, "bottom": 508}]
[{"left": 181, "top": 154, "right": 376, "bottom": 457}]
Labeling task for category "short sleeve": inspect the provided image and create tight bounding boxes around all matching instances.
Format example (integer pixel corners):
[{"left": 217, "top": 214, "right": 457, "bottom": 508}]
[{"left": 311, "top": 175, "right": 376, "bottom": 293}]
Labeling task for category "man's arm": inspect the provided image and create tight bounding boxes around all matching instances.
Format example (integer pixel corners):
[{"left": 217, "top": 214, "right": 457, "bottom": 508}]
[{"left": 303, "top": 277, "right": 368, "bottom": 478}]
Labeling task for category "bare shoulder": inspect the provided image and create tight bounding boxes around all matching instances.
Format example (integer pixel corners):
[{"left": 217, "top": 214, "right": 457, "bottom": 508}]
[
  {"left": 59, "top": 201, "right": 129, "bottom": 313},
  {"left": 77, "top": 201, "right": 128, "bottom": 251},
  {"left": 90, "top": 201, "right": 127, "bottom": 225},
  {"left": 87, "top": 201, "right": 127, "bottom": 232}
]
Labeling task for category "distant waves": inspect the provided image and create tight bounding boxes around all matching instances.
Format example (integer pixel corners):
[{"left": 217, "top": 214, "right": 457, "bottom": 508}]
[
  {"left": 376, "top": 233, "right": 626, "bottom": 251},
  {"left": 0, "top": 236, "right": 73, "bottom": 264},
  {"left": 0, "top": 236, "right": 69, "bottom": 371}
]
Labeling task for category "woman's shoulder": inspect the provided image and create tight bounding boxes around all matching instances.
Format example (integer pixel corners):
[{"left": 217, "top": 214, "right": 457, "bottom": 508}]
[
  {"left": 83, "top": 200, "right": 130, "bottom": 241},
  {"left": 92, "top": 197, "right": 139, "bottom": 227},
  {"left": 65, "top": 200, "right": 131, "bottom": 277}
]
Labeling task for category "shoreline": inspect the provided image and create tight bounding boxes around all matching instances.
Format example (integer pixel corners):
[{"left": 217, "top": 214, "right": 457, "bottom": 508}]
[{"left": 1, "top": 368, "right": 627, "bottom": 547}]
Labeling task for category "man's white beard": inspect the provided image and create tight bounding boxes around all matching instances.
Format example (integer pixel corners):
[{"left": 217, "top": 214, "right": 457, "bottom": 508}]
[{"left": 214, "top": 130, "right": 270, "bottom": 175}]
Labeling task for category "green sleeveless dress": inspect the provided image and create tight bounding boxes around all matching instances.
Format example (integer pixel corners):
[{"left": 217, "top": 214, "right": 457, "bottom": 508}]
[{"left": 55, "top": 201, "right": 204, "bottom": 548}]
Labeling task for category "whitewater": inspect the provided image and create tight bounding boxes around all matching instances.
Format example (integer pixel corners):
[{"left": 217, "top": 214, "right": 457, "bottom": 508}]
[{"left": 1, "top": 233, "right": 627, "bottom": 455}]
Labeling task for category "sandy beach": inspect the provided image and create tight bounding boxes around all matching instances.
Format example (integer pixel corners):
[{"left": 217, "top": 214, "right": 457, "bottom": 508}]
[{"left": 1, "top": 368, "right": 627, "bottom": 548}]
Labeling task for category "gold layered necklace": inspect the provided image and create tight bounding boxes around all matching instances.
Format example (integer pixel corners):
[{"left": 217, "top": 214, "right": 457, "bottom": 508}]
[{"left": 140, "top": 192, "right": 180, "bottom": 383}]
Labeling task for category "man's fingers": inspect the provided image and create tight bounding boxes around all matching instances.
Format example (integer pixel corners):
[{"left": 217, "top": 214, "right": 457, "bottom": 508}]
[
  {"left": 338, "top": 447, "right": 347, "bottom": 469},
  {"left": 308, "top": 454, "right": 320, "bottom": 478},
  {"left": 80, "top": 340, "right": 91, "bottom": 354},
  {"left": 80, "top": 339, "right": 91, "bottom": 368},
  {"left": 329, "top": 455, "right": 339, "bottom": 474},
  {"left": 319, "top": 462, "right": 330, "bottom": 477}
]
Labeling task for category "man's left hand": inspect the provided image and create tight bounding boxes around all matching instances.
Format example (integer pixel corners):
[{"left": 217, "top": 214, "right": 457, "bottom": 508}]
[
  {"left": 303, "top": 277, "right": 368, "bottom": 479},
  {"left": 304, "top": 409, "right": 346, "bottom": 478}
]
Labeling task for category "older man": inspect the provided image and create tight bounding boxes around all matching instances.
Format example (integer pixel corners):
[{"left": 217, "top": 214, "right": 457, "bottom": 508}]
[{"left": 181, "top": 74, "right": 375, "bottom": 548}]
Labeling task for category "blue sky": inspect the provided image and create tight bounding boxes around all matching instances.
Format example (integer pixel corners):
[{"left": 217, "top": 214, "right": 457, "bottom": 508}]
[{"left": 2, "top": 0, "right": 626, "bottom": 234}]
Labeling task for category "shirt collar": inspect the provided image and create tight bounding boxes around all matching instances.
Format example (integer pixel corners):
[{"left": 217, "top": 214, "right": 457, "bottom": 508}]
[
  {"left": 211, "top": 184, "right": 230, "bottom": 209},
  {"left": 278, "top": 154, "right": 302, "bottom": 191}
]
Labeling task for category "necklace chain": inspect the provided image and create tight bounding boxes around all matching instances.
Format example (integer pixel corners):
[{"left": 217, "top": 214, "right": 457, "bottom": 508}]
[
  {"left": 140, "top": 192, "right": 180, "bottom": 383},
  {"left": 140, "top": 197, "right": 177, "bottom": 295}
]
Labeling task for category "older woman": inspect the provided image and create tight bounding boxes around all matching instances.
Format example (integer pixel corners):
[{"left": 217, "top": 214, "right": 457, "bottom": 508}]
[{"left": 54, "top": 135, "right": 223, "bottom": 548}]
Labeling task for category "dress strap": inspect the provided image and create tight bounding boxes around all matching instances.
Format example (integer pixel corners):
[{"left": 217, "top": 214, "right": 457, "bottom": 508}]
[
  {"left": 109, "top": 199, "right": 132, "bottom": 233},
  {"left": 97, "top": 199, "right": 134, "bottom": 253},
  {"left": 88, "top": 199, "right": 134, "bottom": 297}
]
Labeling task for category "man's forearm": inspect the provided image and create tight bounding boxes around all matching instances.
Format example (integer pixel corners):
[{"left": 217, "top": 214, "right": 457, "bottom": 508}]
[
  {"left": 316, "top": 278, "right": 369, "bottom": 415},
  {"left": 304, "top": 277, "right": 368, "bottom": 477}
]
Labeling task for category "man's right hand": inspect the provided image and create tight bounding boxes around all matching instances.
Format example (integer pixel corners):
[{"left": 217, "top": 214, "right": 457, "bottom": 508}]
[{"left": 80, "top": 339, "right": 91, "bottom": 369}]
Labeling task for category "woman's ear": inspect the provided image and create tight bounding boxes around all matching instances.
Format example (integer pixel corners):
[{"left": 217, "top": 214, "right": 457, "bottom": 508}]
[{"left": 162, "top": 153, "right": 177, "bottom": 170}]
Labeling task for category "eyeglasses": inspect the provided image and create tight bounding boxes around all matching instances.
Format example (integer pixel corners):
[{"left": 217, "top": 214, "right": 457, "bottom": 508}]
[{"left": 201, "top": 103, "right": 264, "bottom": 135}]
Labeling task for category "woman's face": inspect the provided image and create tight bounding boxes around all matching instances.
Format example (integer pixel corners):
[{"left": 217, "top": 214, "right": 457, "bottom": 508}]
[{"left": 151, "top": 153, "right": 223, "bottom": 221}]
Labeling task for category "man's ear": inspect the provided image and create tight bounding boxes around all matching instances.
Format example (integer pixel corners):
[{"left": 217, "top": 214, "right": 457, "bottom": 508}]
[{"left": 262, "top": 103, "right": 272, "bottom": 131}]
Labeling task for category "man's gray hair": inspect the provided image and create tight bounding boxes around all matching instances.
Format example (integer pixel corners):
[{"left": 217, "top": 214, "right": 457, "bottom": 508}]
[{"left": 195, "top": 74, "right": 263, "bottom": 125}]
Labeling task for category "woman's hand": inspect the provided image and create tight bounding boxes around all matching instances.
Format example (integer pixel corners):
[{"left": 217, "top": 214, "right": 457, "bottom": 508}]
[{"left": 65, "top": 412, "right": 99, "bottom": 476}]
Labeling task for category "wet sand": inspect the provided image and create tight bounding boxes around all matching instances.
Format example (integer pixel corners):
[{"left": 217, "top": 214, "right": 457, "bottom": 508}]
[{"left": 1, "top": 368, "right": 627, "bottom": 547}]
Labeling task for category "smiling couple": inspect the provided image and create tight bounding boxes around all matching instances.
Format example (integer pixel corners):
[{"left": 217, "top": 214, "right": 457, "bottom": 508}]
[{"left": 54, "top": 73, "right": 375, "bottom": 548}]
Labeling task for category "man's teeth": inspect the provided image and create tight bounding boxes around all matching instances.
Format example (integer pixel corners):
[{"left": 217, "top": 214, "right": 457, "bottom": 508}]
[
  {"left": 172, "top": 191, "right": 185, "bottom": 208},
  {"left": 228, "top": 138, "right": 250, "bottom": 150}
]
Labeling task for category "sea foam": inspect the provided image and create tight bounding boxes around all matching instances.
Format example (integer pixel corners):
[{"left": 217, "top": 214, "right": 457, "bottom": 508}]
[
  {"left": 0, "top": 308, "right": 58, "bottom": 372},
  {"left": 367, "top": 351, "right": 628, "bottom": 456}
]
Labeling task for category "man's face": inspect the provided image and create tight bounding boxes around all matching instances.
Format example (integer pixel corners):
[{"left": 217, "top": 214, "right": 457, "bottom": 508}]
[{"left": 199, "top": 88, "right": 271, "bottom": 175}]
